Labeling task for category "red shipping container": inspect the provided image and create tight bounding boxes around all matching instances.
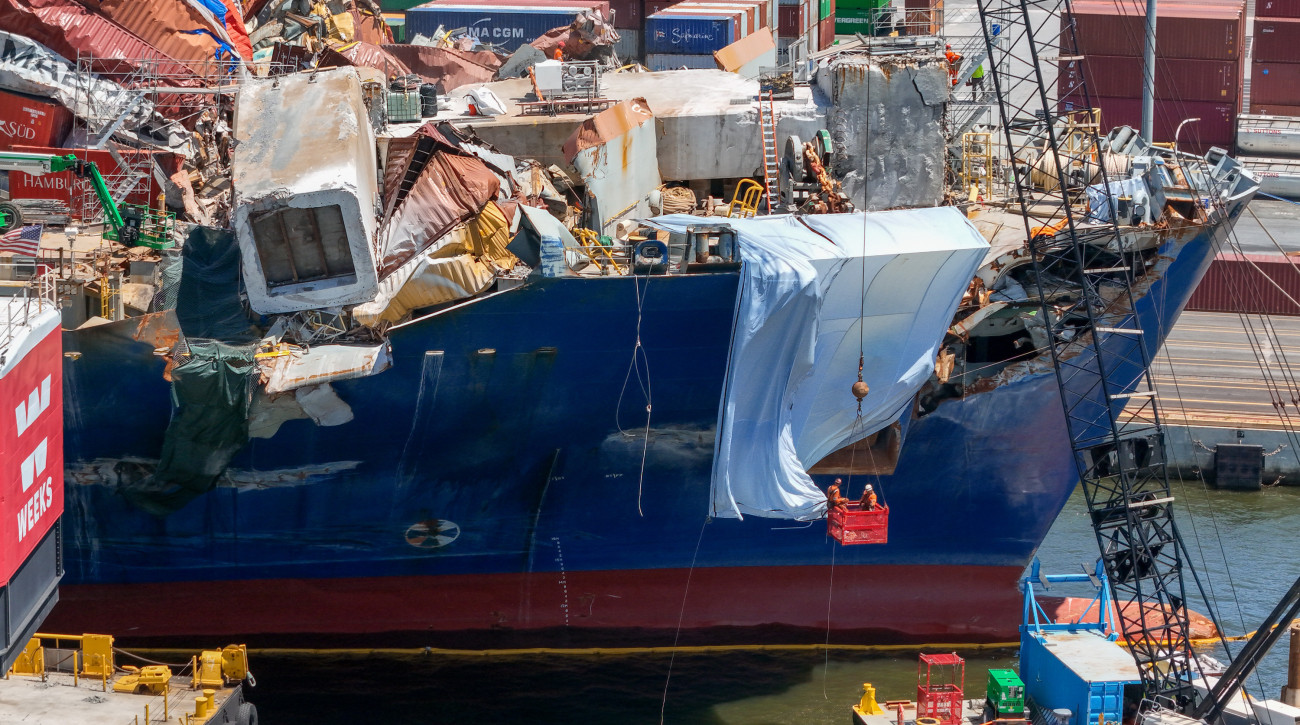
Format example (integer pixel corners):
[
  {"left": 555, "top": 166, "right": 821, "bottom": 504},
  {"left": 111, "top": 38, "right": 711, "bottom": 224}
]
[
  {"left": 1257, "top": 0, "right": 1300, "bottom": 17},
  {"left": 779, "top": 4, "right": 801, "bottom": 36},
  {"left": 1187, "top": 254, "right": 1300, "bottom": 316},
  {"left": 1067, "top": 0, "right": 1245, "bottom": 60},
  {"left": 645, "top": 0, "right": 689, "bottom": 16},
  {"left": 1059, "top": 55, "right": 1239, "bottom": 103},
  {"left": 0, "top": 91, "right": 72, "bottom": 153},
  {"left": 422, "top": 0, "right": 613, "bottom": 17},
  {"left": 1250, "top": 102, "right": 1300, "bottom": 116},
  {"left": 818, "top": 13, "right": 834, "bottom": 49},
  {"left": 1089, "top": 96, "right": 1236, "bottom": 144},
  {"left": 1252, "top": 62, "right": 1300, "bottom": 106},
  {"left": 1253, "top": 18, "right": 1300, "bottom": 63},
  {"left": 7, "top": 145, "right": 182, "bottom": 216}
]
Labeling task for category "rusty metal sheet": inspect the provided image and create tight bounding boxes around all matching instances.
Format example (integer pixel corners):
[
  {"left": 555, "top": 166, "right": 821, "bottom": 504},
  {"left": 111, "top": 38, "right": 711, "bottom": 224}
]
[
  {"left": 562, "top": 97, "right": 654, "bottom": 162},
  {"left": 79, "top": 0, "right": 228, "bottom": 75},
  {"left": 381, "top": 44, "right": 500, "bottom": 93},
  {"left": 378, "top": 123, "right": 502, "bottom": 279},
  {"left": 713, "top": 25, "right": 774, "bottom": 72},
  {"left": 330, "top": 40, "right": 411, "bottom": 77},
  {"left": 0, "top": 0, "right": 198, "bottom": 79}
]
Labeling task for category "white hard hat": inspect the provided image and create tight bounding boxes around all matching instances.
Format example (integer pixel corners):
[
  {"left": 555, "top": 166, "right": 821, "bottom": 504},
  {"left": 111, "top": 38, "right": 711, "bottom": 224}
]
[{"left": 865, "top": 484, "right": 873, "bottom": 491}]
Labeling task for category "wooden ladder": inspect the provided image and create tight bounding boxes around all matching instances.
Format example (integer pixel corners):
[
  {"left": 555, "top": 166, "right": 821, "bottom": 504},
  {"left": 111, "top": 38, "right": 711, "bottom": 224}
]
[{"left": 758, "top": 91, "right": 779, "bottom": 212}]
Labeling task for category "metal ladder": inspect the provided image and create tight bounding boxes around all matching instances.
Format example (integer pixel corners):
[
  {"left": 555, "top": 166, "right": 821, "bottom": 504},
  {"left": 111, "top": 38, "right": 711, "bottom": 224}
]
[
  {"left": 975, "top": 0, "right": 1199, "bottom": 709},
  {"left": 758, "top": 91, "right": 779, "bottom": 212}
]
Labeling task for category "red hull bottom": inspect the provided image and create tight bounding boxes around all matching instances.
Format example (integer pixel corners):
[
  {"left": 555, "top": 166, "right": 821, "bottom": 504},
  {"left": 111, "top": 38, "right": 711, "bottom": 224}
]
[{"left": 45, "top": 564, "right": 1026, "bottom": 649}]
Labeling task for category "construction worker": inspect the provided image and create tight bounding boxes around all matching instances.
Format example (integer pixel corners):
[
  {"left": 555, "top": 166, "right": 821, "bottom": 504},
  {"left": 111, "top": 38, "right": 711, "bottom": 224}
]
[
  {"left": 860, "top": 484, "right": 880, "bottom": 511},
  {"left": 826, "top": 478, "right": 850, "bottom": 513},
  {"left": 968, "top": 62, "right": 986, "bottom": 99},
  {"left": 944, "top": 44, "right": 962, "bottom": 86}
]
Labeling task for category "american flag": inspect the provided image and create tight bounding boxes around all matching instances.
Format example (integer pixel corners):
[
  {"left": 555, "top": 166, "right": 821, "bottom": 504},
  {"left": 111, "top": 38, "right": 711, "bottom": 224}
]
[{"left": 0, "top": 224, "right": 41, "bottom": 256}]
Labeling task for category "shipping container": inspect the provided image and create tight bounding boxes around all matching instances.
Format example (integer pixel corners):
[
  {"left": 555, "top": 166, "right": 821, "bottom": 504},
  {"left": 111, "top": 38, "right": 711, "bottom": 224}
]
[
  {"left": 1088, "top": 96, "right": 1236, "bottom": 145},
  {"left": 1020, "top": 633, "right": 1140, "bottom": 725},
  {"left": 1068, "top": 0, "right": 1245, "bottom": 60},
  {"left": 655, "top": 6, "right": 748, "bottom": 47},
  {"left": 6, "top": 145, "right": 181, "bottom": 213},
  {"left": 818, "top": 13, "right": 835, "bottom": 48},
  {"left": 645, "top": 11, "right": 739, "bottom": 52},
  {"left": 613, "top": 26, "right": 644, "bottom": 57},
  {"left": 1059, "top": 55, "right": 1239, "bottom": 103},
  {"left": 835, "top": 0, "right": 887, "bottom": 35},
  {"left": 404, "top": 3, "right": 604, "bottom": 50},
  {"left": 1257, "top": 0, "right": 1300, "bottom": 17},
  {"left": 1253, "top": 18, "right": 1300, "bottom": 63},
  {"left": 413, "top": 0, "right": 611, "bottom": 15},
  {"left": 779, "top": 4, "right": 801, "bottom": 37},
  {"left": 0, "top": 91, "right": 72, "bottom": 153},
  {"left": 1251, "top": 103, "right": 1300, "bottom": 116},
  {"left": 1239, "top": 157, "right": 1300, "bottom": 199},
  {"left": 1187, "top": 253, "right": 1300, "bottom": 315},
  {"left": 1252, "top": 62, "right": 1300, "bottom": 106},
  {"left": 645, "top": 52, "right": 720, "bottom": 69},
  {"left": 670, "top": 2, "right": 759, "bottom": 33}
]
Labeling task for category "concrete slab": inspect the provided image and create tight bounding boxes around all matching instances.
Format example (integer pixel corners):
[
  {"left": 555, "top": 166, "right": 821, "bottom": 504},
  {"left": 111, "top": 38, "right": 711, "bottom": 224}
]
[{"left": 231, "top": 67, "right": 381, "bottom": 315}]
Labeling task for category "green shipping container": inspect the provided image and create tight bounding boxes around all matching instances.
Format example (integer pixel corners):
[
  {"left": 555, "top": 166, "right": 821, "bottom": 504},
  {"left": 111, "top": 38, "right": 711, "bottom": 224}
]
[
  {"left": 819, "top": 0, "right": 832, "bottom": 20},
  {"left": 834, "top": 0, "right": 885, "bottom": 34}
]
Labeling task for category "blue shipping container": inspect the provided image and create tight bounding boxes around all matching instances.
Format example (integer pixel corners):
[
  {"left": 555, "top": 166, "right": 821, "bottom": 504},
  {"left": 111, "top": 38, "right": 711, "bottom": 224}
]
[
  {"left": 645, "top": 53, "right": 719, "bottom": 70},
  {"left": 405, "top": 5, "right": 587, "bottom": 51},
  {"left": 1019, "top": 632, "right": 1140, "bottom": 725},
  {"left": 644, "top": 14, "right": 737, "bottom": 54}
]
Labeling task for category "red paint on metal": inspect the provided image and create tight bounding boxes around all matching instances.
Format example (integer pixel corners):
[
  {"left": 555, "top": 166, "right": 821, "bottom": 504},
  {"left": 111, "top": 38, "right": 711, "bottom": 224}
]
[
  {"left": 0, "top": 329, "right": 62, "bottom": 587},
  {"left": 0, "top": 0, "right": 199, "bottom": 80},
  {"left": 1089, "top": 96, "right": 1236, "bottom": 145},
  {"left": 1257, "top": 0, "right": 1300, "bottom": 17},
  {"left": 1069, "top": 0, "right": 1245, "bottom": 60},
  {"left": 45, "top": 564, "right": 1029, "bottom": 645},
  {"left": 0, "top": 91, "right": 72, "bottom": 153},
  {"left": 1253, "top": 17, "right": 1300, "bottom": 63},
  {"left": 1187, "top": 253, "right": 1300, "bottom": 316},
  {"left": 1250, "top": 103, "right": 1300, "bottom": 116},
  {"left": 1060, "top": 55, "right": 1239, "bottom": 104},
  {"left": 1252, "top": 62, "right": 1300, "bottom": 107}
]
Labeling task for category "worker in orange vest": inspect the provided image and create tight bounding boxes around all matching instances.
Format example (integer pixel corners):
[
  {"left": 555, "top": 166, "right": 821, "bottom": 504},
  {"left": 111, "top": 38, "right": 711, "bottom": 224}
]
[
  {"left": 944, "top": 44, "right": 962, "bottom": 86},
  {"left": 860, "top": 484, "right": 880, "bottom": 511},
  {"left": 826, "top": 478, "right": 850, "bottom": 514},
  {"left": 553, "top": 44, "right": 565, "bottom": 61}
]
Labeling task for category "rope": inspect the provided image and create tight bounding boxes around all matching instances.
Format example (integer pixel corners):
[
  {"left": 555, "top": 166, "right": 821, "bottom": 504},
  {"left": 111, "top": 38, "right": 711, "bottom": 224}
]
[{"left": 658, "top": 185, "right": 696, "bottom": 215}]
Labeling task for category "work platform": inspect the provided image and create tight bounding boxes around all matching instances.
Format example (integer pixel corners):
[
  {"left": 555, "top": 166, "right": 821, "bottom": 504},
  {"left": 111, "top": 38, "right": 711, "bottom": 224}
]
[{"left": 0, "top": 669, "right": 251, "bottom": 724}]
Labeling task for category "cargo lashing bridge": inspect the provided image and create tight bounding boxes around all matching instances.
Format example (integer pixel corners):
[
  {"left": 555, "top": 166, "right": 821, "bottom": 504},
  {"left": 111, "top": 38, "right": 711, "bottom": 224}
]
[{"left": 973, "top": 0, "right": 1200, "bottom": 710}]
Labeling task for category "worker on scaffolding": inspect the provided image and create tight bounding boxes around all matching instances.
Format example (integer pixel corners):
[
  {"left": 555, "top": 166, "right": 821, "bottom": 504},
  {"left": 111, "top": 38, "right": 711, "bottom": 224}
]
[
  {"left": 826, "top": 478, "right": 850, "bottom": 514},
  {"left": 968, "top": 62, "right": 986, "bottom": 100},
  {"left": 944, "top": 44, "right": 962, "bottom": 86},
  {"left": 859, "top": 484, "right": 881, "bottom": 511}
]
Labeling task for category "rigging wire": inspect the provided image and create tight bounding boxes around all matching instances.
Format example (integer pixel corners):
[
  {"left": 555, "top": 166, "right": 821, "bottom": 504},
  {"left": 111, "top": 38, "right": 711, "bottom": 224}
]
[
  {"left": 660, "top": 516, "right": 710, "bottom": 725},
  {"left": 615, "top": 271, "right": 655, "bottom": 517}
]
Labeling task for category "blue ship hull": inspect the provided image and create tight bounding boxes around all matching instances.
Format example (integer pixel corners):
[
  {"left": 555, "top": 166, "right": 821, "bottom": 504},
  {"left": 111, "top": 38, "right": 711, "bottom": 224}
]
[{"left": 47, "top": 211, "right": 1234, "bottom": 647}]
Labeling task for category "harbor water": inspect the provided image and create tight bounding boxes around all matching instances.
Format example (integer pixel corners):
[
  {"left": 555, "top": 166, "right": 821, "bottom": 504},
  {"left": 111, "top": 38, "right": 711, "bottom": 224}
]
[{"left": 233, "top": 479, "right": 1300, "bottom": 723}]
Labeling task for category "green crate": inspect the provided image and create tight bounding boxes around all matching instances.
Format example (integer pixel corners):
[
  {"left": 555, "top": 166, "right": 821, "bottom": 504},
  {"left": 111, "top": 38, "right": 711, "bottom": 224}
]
[{"left": 986, "top": 669, "right": 1026, "bottom": 718}]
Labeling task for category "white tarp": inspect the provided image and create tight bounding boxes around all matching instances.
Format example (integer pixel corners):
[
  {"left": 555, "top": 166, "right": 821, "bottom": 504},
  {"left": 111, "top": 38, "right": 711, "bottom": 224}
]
[{"left": 653, "top": 208, "right": 988, "bottom": 520}]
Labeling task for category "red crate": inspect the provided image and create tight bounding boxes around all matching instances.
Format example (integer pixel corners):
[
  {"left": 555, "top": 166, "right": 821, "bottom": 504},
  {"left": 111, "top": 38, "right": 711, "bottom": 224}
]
[{"left": 827, "top": 504, "right": 888, "bottom": 545}]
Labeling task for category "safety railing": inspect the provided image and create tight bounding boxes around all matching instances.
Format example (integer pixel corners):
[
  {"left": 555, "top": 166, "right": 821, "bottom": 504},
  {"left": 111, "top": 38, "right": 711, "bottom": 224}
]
[{"left": 0, "top": 267, "right": 59, "bottom": 360}]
